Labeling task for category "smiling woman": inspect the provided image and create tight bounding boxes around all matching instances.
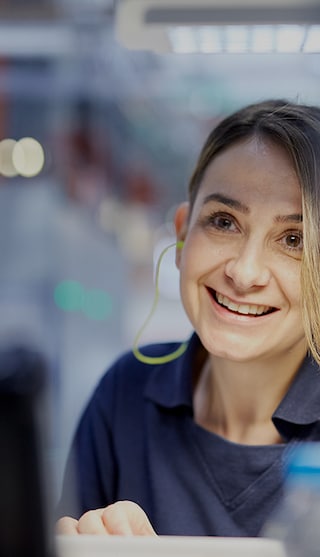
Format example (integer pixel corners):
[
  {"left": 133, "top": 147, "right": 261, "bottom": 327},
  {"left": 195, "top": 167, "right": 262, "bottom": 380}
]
[
  {"left": 175, "top": 135, "right": 305, "bottom": 369},
  {"left": 187, "top": 99, "right": 320, "bottom": 364},
  {"left": 56, "top": 99, "right": 320, "bottom": 539}
]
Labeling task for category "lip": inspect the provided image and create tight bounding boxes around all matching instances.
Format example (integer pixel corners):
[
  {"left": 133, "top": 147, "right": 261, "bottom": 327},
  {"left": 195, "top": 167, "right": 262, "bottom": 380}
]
[{"left": 206, "top": 287, "right": 279, "bottom": 320}]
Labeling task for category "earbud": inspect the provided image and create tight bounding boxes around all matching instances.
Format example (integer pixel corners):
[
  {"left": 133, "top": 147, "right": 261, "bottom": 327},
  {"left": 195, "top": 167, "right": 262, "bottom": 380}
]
[{"left": 132, "top": 241, "right": 188, "bottom": 365}]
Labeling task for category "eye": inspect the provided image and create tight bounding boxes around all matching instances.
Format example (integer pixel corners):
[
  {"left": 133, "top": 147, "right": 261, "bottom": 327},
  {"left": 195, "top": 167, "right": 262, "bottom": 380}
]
[
  {"left": 206, "top": 212, "right": 238, "bottom": 232},
  {"left": 282, "top": 231, "right": 303, "bottom": 251}
]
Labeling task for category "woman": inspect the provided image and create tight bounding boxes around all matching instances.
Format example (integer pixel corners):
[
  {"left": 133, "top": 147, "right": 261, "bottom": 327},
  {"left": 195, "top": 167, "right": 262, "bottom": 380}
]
[{"left": 57, "top": 99, "right": 320, "bottom": 537}]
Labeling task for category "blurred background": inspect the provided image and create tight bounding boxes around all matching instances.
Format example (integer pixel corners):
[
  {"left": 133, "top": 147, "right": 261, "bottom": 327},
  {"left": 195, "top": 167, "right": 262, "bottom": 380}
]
[{"left": 0, "top": 0, "right": 319, "bottom": 501}]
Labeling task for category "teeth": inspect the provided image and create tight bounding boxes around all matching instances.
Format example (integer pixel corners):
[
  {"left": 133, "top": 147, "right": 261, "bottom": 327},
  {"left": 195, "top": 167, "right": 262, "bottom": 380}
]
[{"left": 216, "top": 293, "right": 271, "bottom": 316}]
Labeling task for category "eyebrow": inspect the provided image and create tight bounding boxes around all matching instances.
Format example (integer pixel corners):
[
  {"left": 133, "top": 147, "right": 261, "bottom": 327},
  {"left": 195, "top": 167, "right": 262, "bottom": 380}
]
[
  {"left": 203, "top": 193, "right": 249, "bottom": 214},
  {"left": 202, "top": 192, "right": 303, "bottom": 223},
  {"left": 274, "top": 214, "right": 303, "bottom": 223}
]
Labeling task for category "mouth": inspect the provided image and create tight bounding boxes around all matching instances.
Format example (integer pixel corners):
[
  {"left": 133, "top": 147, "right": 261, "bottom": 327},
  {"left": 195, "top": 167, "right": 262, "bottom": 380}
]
[{"left": 208, "top": 288, "right": 278, "bottom": 317}]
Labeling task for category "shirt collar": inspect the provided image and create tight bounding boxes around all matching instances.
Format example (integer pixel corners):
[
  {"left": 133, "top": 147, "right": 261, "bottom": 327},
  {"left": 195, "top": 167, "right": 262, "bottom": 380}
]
[
  {"left": 145, "top": 334, "right": 320, "bottom": 429},
  {"left": 273, "top": 353, "right": 320, "bottom": 428}
]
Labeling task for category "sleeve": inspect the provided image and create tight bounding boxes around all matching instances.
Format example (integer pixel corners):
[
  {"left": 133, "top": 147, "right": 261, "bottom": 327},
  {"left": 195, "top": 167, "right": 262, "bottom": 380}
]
[{"left": 56, "top": 365, "right": 118, "bottom": 519}]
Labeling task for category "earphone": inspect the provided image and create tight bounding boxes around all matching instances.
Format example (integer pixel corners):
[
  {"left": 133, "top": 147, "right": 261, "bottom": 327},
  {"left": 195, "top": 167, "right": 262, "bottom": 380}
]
[{"left": 132, "top": 240, "right": 188, "bottom": 364}]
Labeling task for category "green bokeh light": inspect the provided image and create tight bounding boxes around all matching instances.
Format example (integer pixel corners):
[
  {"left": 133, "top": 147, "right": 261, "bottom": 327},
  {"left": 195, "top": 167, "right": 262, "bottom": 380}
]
[
  {"left": 82, "top": 289, "right": 113, "bottom": 321},
  {"left": 54, "top": 280, "right": 84, "bottom": 312},
  {"left": 54, "top": 281, "right": 113, "bottom": 321}
]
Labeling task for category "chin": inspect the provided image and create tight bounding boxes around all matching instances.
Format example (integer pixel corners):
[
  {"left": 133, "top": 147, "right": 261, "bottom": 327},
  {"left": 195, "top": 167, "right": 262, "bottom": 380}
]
[
  {"left": 210, "top": 349, "right": 257, "bottom": 362},
  {"left": 201, "top": 334, "right": 262, "bottom": 363}
]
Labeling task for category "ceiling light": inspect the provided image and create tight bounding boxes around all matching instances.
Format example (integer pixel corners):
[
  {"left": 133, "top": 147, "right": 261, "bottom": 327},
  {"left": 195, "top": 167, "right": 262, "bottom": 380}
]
[
  {"left": 250, "top": 25, "right": 275, "bottom": 53},
  {"left": 167, "top": 24, "right": 318, "bottom": 54},
  {"left": 12, "top": 138, "right": 45, "bottom": 178},
  {"left": 115, "top": 0, "right": 320, "bottom": 53},
  {"left": 304, "top": 26, "right": 320, "bottom": 52}
]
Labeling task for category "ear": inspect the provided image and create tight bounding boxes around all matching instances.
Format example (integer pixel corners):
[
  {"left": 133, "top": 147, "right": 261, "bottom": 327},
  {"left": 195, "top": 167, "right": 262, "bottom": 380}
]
[{"left": 174, "top": 202, "right": 189, "bottom": 269}]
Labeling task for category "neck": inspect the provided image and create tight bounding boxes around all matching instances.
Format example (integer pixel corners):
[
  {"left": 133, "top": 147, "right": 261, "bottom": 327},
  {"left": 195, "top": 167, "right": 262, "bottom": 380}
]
[{"left": 193, "top": 344, "right": 307, "bottom": 445}]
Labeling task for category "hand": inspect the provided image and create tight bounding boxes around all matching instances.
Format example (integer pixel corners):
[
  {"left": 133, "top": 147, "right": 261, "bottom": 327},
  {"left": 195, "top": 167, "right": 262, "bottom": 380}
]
[{"left": 56, "top": 500, "right": 157, "bottom": 536}]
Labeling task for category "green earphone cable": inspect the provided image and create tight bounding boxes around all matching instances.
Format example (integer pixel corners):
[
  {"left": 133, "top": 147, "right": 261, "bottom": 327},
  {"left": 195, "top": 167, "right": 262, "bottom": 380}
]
[{"left": 132, "top": 241, "right": 188, "bottom": 364}]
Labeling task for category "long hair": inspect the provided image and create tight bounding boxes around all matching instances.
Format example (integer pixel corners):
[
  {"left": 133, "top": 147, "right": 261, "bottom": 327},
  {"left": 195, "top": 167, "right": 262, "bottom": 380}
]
[{"left": 188, "top": 99, "right": 320, "bottom": 365}]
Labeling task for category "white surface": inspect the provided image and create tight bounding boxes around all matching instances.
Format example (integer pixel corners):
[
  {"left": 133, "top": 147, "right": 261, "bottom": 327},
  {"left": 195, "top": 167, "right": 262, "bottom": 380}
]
[{"left": 56, "top": 535, "right": 287, "bottom": 557}]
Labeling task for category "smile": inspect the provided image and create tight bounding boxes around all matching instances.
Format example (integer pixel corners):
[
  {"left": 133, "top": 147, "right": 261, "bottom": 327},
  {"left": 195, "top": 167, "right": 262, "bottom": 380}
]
[{"left": 209, "top": 289, "right": 277, "bottom": 316}]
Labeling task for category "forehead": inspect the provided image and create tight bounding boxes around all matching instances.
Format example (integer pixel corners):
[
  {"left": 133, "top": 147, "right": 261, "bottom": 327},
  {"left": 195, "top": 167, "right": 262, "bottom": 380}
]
[{"left": 195, "top": 136, "right": 302, "bottom": 210}]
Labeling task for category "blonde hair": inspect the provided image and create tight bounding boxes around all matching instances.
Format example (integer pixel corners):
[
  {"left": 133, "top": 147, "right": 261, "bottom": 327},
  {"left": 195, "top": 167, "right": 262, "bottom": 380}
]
[{"left": 188, "top": 99, "right": 320, "bottom": 364}]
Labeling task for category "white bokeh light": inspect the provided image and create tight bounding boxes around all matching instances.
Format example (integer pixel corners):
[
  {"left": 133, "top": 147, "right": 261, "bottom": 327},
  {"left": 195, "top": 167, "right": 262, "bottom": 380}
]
[
  {"left": 0, "top": 139, "right": 18, "bottom": 177},
  {"left": 12, "top": 137, "right": 45, "bottom": 177}
]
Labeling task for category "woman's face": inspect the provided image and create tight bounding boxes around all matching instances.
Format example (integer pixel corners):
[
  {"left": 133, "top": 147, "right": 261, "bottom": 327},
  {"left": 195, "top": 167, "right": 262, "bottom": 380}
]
[{"left": 175, "top": 136, "right": 307, "bottom": 364}]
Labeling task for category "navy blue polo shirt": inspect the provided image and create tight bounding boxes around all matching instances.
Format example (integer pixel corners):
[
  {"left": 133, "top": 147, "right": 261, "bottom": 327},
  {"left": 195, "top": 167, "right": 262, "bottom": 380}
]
[{"left": 57, "top": 333, "right": 320, "bottom": 536}]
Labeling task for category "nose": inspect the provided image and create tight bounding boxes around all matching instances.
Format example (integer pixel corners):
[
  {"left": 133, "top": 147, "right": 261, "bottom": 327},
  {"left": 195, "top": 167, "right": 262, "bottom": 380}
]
[{"left": 224, "top": 240, "right": 271, "bottom": 291}]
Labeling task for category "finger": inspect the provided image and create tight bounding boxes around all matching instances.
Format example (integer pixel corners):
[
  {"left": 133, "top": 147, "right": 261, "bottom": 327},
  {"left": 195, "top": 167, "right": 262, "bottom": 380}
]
[
  {"left": 56, "top": 517, "right": 79, "bottom": 535},
  {"left": 102, "top": 501, "right": 157, "bottom": 536},
  {"left": 77, "top": 509, "right": 110, "bottom": 535}
]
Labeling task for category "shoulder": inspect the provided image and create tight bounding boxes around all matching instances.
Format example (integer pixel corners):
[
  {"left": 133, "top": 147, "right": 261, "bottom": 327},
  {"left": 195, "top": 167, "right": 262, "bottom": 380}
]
[
  {"left": 94, "top": 340, "right": 185, "bottom": 399},
  {"left": 78, "top": 333, "right": 198, "bottom": 426}
]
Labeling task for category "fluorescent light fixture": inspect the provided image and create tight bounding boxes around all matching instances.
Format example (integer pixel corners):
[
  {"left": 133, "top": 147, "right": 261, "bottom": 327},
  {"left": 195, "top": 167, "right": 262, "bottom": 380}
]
[
  {"left": 304, "top": 26, "right": 320, "bottom": 52},
  {"left": 225, "top": 25, "right": 248, "bottom": 53},
  {"left": 115, "top": 0, "right": 320, "bottom": 53},
  {"left": 275, "top": 25, "right": 305, "bottom": 53},
  {"left": 251, "top": 25, "right": 275, "bottom": 53},
  {"left": 167, "top": 26, "right": 197, "bottom": 53},
  {"left": 167, "top": 24, "right": 319, "bottom": 54},
  {"left": 198, "top": 26, "right": 223, "bottom": 54}
]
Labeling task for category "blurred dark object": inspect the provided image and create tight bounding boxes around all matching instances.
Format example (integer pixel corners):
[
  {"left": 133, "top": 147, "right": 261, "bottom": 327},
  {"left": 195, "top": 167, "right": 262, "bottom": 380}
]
[{"left": 0, "top": 345, "right": 54, "bottom": 557}]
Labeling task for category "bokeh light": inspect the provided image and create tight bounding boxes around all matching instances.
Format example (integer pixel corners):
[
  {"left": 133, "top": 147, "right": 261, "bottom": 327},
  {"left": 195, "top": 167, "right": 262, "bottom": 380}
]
[
  {"left": 54, "top": 281, "right": 84, "bottom": 313},
  {"left": 54, "top": 281, "right": 113, "bottom": 321},
  {"left": 12, "top": 137, "right": 45, "bottom": 177},
  {"left": 82, "top": 289, "right": 113, "bottom": 321},
  {"left": 0, "top": 139, "right": 18, "bottom": 177}
]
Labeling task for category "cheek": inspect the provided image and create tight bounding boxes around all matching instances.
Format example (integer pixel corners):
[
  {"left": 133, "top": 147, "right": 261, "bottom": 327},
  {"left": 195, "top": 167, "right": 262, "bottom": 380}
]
[
  {"left": 291, "top": 285, "right": 301, "bottom": 309},
  {"left": 181, "top": 234, "right": 225, "bottom": 277},
  {"left": 277, "top": 265, "right": 301, "bottom": 307}
]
